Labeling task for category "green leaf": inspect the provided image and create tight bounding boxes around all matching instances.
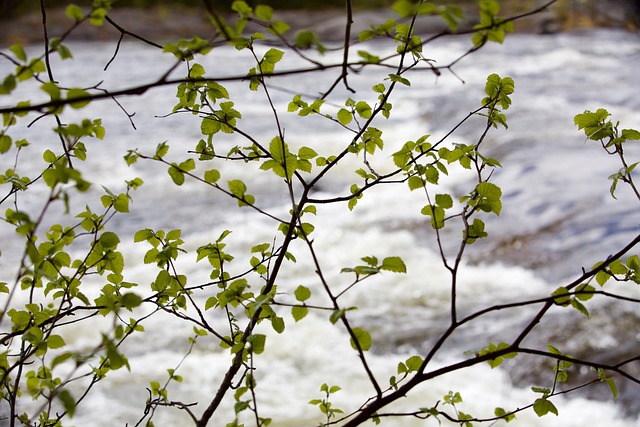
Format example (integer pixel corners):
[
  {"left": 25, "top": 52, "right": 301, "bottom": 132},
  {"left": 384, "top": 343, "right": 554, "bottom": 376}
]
[
  {"left": 570, "top": 299, "right": 590, "bottom": 317},
  {"left": 189, "top": 63, "right": 205, "bottom": 78},
  {"left": 609, "top": 259, "right": 628, "bottom": 275},
  {"left": 155, "top": 141, "right": 169, "bottom": 158},
  {"left": 51, "top": 38, "right": 73, "bottom": 59},
  {"left": 444, "top": 390, "right": 463, "bottom": 404},
  {"left": 294, "top": 285, "right": 311, "bottom": 302},
  {"left": 99, "top": 231, "right": 120, "bottom": 249},
  {"left": 405, "top": 355, "right": 423, "bottom": 372},
  {"left": 622, "top": 128, "right": 640, "bottom": 140},
  {"left": 359, "top": 29, "right": 375, "bottom": 42},
  {"left": 143, "top": 248, "right": 159, "bottom": 266},
  {"left": 388, "top": 73, "right": 411, "bottom": 86},
  {"left": 479, "top": 342, "right": 515, "bottom": 368},
  {"left": 494, "top": 407, "right": 515, "bottom": 422},
  {"left": 381, "top": 257, "right": 407, "bottom": 273},
  {"left": 201, "top": 117, "right": 221, "bottom": 135},
  {"left": 47, "top": 334, "right": 66, "bottom": 349},
  {"left": 475, "top": 182, "right": 502, "bottom": 215},
  {"left": 271, "top": 316, "right": 285, "bottom": 333},
  {"left": 228, "top": 179, "right": 254, "bottom": 206},
  {"left": 372, "top": 83, "right": 386, "bottom": 93},
  {"left": 105, "top": 339, "right": 129, "bottom": 370},
  {"left": 0, "top": 134, "right": 11, "bottom": 154},
  {"left": 292, "top": 305, "right": 308, "bottom": 322},
  {"left": 133, "top": 229, "right": 153, "bottom": 243},
  {"left": 362, "top": 256, "right": 378, "bottom": 266},
  {"left": 298, "top": 146, "right": 318, "bottom": 160},
  {"left": 121, "top": 292, "right": 142, "bottom": 311},
  {"left": 393, "top": 0, "right": 415, "bottom": 17},
  {"left": 425, "top": 165, "right": 439, "bottom": 184},
  {"left": 89, "top": 8, "right": 107, "bottom": 26},
  {"left": 58, "top": 389, "right": 76, "bottom": 417},
  {"left": 594, "top": 263, "right": 610, "bottom": 286},
  {"left": 204, "top": 169, "right": 221, "bottom": 183},
  {"left": 358, "top": 50, "right": 380, "bottom": 63},
  {"left": 249, "top": 334, "right": 266, "bottom": 354},
  {"left": 337, "top": 108, "right": 352, "bottom": 125},
  {"left": 255, "top": 4, "right": 273, "bottom": 20},
  {"left": 204, "top": 294, "right": 218, "bottom": 310},
  {"left": 435, "top": 193, "right": 453, "bottom": 209},
  {"left": 265, "top": 48, "right": 284, "bottom": 64},
  {"left": 355, "top": 101, "right": 372, "bottom": 119},
  {"left": 110, "top": 194, "right": 127, "bottom": 213},
  {"left": 533, "top": 398, "right": 558, "bottom": 417},
  {"left": 421, "top": 204, "right": 445, "bottom": 229},
  {"left": 606, "top": 377, "right": 618, "bottom": 399},
  {"left": 65, "top": 4, "right": 84, "bottom": 21},
  {"left": 179, "top": 158, "right": 195, "bottom": 172},
  {"left": 329, "top": 308, "right": 345, "bottom": 324},
  {"left": 350, "top": 327, "right": 372, "bottom": 351},
  {"left": 299, "top": 222, "right": 314, "bottom": 237},
  {"left": 260, "top": 48, "right": 285, "bottom": 74},
  {"left": 551, "top": 286, "right": 570, "bottom": 306},
  {"left": 295, "top": 30, "right": 323, "bottom": 50},
  {"left": 574, "top": 109, "right": 611, "bottom": 139},
  {"left": 480, "top": 0, "right": 499, "bottom": 15},
  {"left": 407, "top": 176, "right": 424, "bottom": 191},
  {"left": 67, "top": 88, "right": 90, "bottom": 108},
  {"left": 268, "top": 20, "right": 290, "bottom": 35},
  {"left": 41, "top": 82, "right": 61, "bottom": 100},
  {"left": 231, "top": 0, "right": 252, "bottom": 16},
  {"left": 262, "top": 136, "right": 297, "bottom": 179},
  {"left": 0, "top": 74, "right": 17, "bottom": 94},
  {"left": 168, "top": 164, "right": 185, "bottom": 185},
  {"left": 8, "top": 309, "right": 31, "bottom": 330},
  {"left": 348, "top": 195, "right": 360, "bottom": 211},
  {"left": 10, "top": 44, "right": 27, "bottom": 62}
]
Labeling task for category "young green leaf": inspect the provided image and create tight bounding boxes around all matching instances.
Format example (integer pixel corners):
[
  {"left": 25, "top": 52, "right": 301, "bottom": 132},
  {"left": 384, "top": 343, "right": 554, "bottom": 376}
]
[
  {"left": 337, "top": 108, "right": 352, "bottom": 125},
  {"left": 533, "top": 398, "right": 558, "bottom": 417},
  {"left": 350, "top": 327, "right": 372, "bottom": 351},
  {"left": 381, "top": 257, "right": 407, "bottom": 273},
  {"left": 65, "top": 4, "right": 84, "bottom": 21},
  {"left": 405, "top": 355, "right": 423, "bottom": 372},
  {"left": 255, "top": 4, "right": 273, "bottom": 20},
  {"left": 475, "top": 182, "right": 502, "bottom": 215},
  {"left": 10, "top": 44, "right": 27, "bottom": 62},
  {"left": 294, "top": 285, "right": 311, "bottom": 302},
  {"left": 355, "top": 101, "right": 372, "bottom": 119},
  {"left": 57, "top": 389, "right": 77, "bottom": 417},
  {"left": 292, "top": 305, "right": 308, "bottom": 322}
]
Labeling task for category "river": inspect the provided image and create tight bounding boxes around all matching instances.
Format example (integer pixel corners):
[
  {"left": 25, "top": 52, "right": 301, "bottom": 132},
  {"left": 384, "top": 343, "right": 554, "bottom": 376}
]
[{"left": 1, "top": 27, "right": 640, "bottom": 426}]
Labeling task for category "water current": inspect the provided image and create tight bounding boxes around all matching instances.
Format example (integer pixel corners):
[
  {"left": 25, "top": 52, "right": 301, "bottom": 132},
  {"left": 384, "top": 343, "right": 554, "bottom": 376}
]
[{"left": 2, "top": 28, "right": 640, "bottom": 426}]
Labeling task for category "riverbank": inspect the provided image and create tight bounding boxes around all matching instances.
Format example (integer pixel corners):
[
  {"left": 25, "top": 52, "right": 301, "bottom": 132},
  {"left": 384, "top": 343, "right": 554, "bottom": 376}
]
[{"left": 1, "top": 1, "right": 637, "bottom": 47}]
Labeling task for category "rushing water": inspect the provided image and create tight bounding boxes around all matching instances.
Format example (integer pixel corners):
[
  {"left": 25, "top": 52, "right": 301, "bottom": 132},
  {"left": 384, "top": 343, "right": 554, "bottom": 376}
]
[{"left": 2, "top": 28, "right": 640, "bottom": 426}]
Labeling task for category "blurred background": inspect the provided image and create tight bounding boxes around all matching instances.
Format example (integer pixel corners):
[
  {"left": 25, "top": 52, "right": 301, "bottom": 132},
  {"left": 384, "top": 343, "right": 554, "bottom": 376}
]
[
  {"left": 1, "top": 0, "right": 639, "bottom": 28},
  {"left": 0, "top": 0, "right": 639, "bottom": 47}
]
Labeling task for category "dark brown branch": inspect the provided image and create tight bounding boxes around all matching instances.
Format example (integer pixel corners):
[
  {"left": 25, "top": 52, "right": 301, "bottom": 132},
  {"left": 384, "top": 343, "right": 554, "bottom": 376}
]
[
  {"left": 39, "top": 0, "right": 55, "bottom": 83},
  {"left": 322, "top": 0, "right": 356, "bottom": 98},
  {"left": 104, "top": 15, "right": 163, "bottom": 50}
]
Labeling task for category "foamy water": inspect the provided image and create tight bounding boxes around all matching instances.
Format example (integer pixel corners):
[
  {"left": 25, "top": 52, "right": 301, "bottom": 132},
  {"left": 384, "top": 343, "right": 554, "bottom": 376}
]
[{"left": 2, "top": 28, "right": 640, "bottom": 426}]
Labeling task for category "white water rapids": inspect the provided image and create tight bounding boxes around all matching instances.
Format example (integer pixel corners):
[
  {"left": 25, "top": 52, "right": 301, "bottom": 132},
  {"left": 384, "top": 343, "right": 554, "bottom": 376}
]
[{"left": 1, "top": 28, "right": 640, "bottom": 426}]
